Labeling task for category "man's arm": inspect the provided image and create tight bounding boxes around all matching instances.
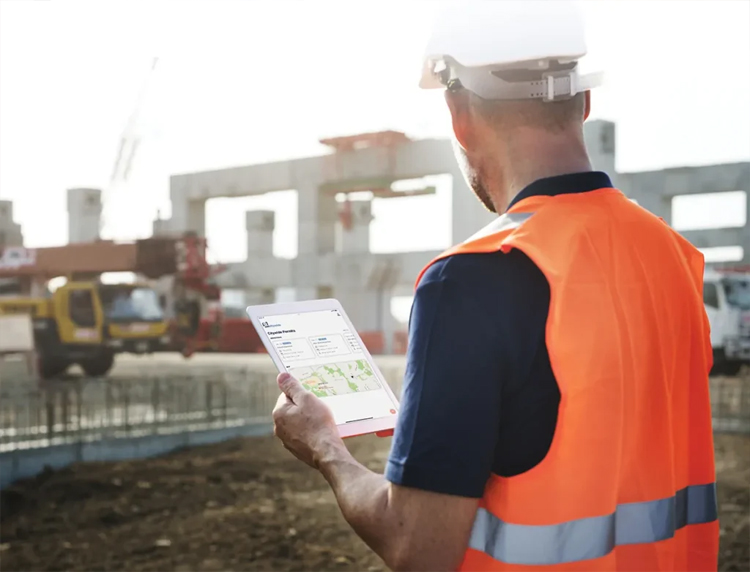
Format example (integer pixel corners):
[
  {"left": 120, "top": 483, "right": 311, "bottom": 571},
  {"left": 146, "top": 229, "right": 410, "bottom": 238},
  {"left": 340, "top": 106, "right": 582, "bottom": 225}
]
[
  {"left": 273, "top": 254, "right": 517, "bottom": 570},
  {"left": 316, "top": 439, "right": 478, "bottom": 572},
  {"left": 273, "top": 378, "right": 479, "bottom": 572}
]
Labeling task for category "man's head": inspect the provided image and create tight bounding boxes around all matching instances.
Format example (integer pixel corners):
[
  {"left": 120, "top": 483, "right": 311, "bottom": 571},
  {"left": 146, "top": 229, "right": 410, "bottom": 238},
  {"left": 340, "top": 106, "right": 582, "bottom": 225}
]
[
  {"left": 445, "top": 84, "right": 591, "bottom": 213},
  {"left": 419, "top": 1, "right": 602, "bottom": 212}
]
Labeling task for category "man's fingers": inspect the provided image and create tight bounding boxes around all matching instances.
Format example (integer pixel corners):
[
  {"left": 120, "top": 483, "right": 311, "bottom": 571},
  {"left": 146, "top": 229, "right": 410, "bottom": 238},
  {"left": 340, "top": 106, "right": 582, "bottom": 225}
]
[
  {"left": 277, "top": 373, "right": 307, "bottom": 403},
  {"left": 273, "top": 392, "right": 290, "bottom": 411},
  {"left": 272, "top": 392, "right": 292, "bottom": 421}
]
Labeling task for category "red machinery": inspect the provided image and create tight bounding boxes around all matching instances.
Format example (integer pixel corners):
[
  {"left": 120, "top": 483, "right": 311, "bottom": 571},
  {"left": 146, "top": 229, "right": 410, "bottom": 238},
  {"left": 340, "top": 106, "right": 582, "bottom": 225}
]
[{"left": 164, "top": 233, "right": 265, "bottom": 356}]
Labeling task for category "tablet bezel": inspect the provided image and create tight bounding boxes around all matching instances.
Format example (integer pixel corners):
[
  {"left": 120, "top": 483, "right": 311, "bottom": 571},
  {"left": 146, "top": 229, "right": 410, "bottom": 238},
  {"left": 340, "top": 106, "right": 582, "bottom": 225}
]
[{"left": 246, "top": 298, "right": 400, "bottom": 438}]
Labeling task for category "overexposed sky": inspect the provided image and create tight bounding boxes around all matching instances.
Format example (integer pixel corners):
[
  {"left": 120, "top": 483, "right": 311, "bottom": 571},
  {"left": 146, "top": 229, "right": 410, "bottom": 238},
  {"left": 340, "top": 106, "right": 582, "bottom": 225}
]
[{"left": 1, "top": 0, "right": 749, "bottom": 262}]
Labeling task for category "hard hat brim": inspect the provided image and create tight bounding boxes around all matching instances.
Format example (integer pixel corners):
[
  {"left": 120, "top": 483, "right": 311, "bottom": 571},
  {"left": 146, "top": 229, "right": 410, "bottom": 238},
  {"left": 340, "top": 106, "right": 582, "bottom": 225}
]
[
  {"left": 419, "top": 60, "right": 445, "bottom": 90},
  {"left": 419, "top": 58, "right": 605, "bottom": 101}
]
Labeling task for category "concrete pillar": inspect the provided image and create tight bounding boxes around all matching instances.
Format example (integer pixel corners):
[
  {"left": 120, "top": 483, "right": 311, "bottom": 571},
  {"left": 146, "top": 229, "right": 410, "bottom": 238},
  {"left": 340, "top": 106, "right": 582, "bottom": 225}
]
[
  {"left": 335, "top": 257, "right": 400, "bottom": 353},
  {"left": 295, "top": 183, "right": 336, "bottom": 300},
  {"left": 740, "top": 186, "right": 750, "bottom": 264},
  {"left": 335, "top": 259, "right": 369, "bottom": 328},
  {"left": 371, "top": 259, "right": 400, "bottom": 354},
  {"left": 246, "top": 210, "right": 275, "bottom": 257},
  {"left": 584, "top": 120, "right": 618, "bottom": 186},
  {"left": 451, "top": 169, "right": 495, "bottom": 244},
  {"left": 332, "top": 199, "right": 397, "bottom": 347},
  {"left": 339, "top": 199, "right": 372, "bottom": 254},
  {"left": 168, "top": 198, "right": 206, "bottom": 236},
  {"left": 297, "top": 183, "right": 336, "bottom": 255},
  {"left": 0, "top": 200, "right": 23, "bottom": 247},
  {"left": 738, "top": 169, "right": 750, "bottom": 263},
  {"left": 380, "top": 291, "right": 397, "bottom": 354},
  {"left": 152, "top": 215, "right": 171, "bottom": 237},
  {"left": 67, "top": 188, "right": 102, "bottom": 243},
  {"left": 242, "top": 210, "right": 277, "bottom": 306}
]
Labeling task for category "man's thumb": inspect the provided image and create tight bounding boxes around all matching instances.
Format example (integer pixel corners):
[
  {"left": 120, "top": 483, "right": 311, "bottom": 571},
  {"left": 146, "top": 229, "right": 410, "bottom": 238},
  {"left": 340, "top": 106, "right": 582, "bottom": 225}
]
[{"left": 278, "top": 373, "right": 306, "bottom": 402}]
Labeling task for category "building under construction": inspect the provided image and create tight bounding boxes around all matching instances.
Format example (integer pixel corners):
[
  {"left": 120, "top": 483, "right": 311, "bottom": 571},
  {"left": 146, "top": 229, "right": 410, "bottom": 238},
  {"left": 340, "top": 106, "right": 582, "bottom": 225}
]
[
  {"left": 0, "top": 123, "right": 748, "bottom": 572},
  {"left": 1, "top": 121, "right": 749, "bottom": 353}
]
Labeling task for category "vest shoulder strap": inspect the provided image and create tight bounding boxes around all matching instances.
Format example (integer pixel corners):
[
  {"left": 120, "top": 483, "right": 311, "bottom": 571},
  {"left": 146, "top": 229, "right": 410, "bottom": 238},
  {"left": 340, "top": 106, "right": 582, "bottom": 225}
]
[{"left": 414, "top": 211, "right": 535, "bottom": 289}]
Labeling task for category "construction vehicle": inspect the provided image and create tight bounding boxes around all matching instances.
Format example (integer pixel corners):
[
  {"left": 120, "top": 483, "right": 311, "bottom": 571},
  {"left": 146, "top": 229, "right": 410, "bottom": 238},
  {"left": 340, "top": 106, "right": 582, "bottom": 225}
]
[
  {"left": 0, "top": 234, "right": 224, "bottom": 378},
  {"left": 0, "top": 279, "right": 169, "bottom": 378},
  {"left": 704, "top": 267, "right": 750, "bottom": 375}
]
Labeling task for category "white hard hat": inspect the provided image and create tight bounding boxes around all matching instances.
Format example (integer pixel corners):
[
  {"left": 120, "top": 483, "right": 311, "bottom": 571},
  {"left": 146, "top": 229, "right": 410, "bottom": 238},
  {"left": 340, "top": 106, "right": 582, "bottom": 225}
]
[{"left": 420, "top": 0, "right": 604, "bottom": 101}]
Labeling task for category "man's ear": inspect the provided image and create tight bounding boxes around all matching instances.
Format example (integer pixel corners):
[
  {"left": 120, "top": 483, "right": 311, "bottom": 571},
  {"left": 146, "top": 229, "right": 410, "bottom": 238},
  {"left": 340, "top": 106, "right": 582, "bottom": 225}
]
[
  {"left": 445, "top": 89, "right": 474, "bottom": 151},
  {"left": 584, "top": 90, "right": 591, "bottom": 121}
]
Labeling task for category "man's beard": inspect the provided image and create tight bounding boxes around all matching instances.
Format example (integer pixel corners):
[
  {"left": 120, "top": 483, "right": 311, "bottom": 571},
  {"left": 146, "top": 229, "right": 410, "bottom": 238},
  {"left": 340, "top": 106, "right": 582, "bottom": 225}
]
[
  {"left": 452, "top": 140, "right": 497, "bottom": 214},
  {"left": 467, "top": 172, "right": 496, "bottom": 214}
]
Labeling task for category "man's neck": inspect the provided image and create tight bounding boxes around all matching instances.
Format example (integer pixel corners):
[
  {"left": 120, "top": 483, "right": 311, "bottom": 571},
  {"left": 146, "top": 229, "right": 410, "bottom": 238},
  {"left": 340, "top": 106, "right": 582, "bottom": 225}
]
[
  {"left": 490, "top": 132, "right": 593, "bottom": 211},
  {"left": 507, "top": 157, "right": 593, "bottom": 198}
]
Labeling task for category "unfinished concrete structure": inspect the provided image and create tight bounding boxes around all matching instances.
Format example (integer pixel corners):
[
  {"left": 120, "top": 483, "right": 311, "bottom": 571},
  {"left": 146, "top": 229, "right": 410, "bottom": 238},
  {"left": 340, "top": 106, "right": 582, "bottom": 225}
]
[
  {"left": 151, "top": 131, "right": 496, "bottom": 350},
  {"left": 621, "top": 162, "right": 750, "bottom": 255},
  {"left": 151, "top": 121, "right": 749, "bottom": 348},
  {"left": 60, "top": 120, "right": 749, "bottom": 349}
]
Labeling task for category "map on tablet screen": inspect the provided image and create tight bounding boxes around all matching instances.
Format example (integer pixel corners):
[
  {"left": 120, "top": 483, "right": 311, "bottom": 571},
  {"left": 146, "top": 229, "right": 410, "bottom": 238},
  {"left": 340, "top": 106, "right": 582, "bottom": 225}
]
[{"left": 256, "top": 308, "right": 399, "bottom": 426}]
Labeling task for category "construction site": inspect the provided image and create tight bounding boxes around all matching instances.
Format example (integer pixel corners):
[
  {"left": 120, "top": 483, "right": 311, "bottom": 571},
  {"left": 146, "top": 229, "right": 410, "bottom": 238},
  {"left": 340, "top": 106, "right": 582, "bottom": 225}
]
[
  {"left": 0, "top": 122, "right": 749, "bottom": 570},
  {"left": 0, "top": 11, "right": 749, "bottom": 564}
]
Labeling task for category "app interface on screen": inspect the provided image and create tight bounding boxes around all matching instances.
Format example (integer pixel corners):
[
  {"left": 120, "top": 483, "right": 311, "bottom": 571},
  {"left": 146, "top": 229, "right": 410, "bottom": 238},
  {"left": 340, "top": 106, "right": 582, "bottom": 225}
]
[{"left": 260, "top": 310, "right": 398, "bottom": 425}]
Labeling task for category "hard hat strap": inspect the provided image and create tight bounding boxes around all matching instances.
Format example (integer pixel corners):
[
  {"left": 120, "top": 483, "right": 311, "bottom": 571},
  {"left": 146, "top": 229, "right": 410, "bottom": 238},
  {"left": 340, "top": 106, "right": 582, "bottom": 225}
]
[{"left": 434, "top": 58, "right": 603, "bottom": 101}]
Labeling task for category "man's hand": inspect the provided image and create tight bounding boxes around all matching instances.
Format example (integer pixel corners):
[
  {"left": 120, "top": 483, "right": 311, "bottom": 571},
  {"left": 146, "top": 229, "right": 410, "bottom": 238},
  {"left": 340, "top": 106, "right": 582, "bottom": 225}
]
[
  {"left": 271, "top": 373, "right": 477, "bottom": 571},
  {"left": 272, "top": 372, "right": 343, "bottom": 468}
]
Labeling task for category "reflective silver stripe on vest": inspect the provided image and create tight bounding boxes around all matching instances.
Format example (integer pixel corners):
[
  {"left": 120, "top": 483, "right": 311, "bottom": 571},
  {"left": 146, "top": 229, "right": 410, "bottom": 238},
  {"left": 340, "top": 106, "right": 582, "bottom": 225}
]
[
  {"left": 465, "top": 212, "right": 535, "bottom": 243},
  {"left": 468, "top": 483, "right": 717, "bottom": 566}
]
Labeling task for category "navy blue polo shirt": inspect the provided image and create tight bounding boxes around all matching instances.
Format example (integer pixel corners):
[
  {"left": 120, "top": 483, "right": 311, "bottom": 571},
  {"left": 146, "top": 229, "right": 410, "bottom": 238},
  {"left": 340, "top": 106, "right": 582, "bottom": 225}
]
[{"left": 385, "top": 171, "right": 614, "bottom": 498}]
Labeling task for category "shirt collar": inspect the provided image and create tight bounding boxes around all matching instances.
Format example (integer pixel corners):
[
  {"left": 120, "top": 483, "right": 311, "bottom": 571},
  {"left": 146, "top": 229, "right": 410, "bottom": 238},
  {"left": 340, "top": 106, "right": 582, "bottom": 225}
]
[{"left": 506, "top": 171, "right": 614, "bottom": 212}]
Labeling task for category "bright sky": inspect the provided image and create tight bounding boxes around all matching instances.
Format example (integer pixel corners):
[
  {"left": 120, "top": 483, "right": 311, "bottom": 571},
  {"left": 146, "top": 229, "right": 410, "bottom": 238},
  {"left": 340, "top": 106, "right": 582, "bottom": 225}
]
[{"left": 1, "top": 0, "right": 749, "bottom": 265}]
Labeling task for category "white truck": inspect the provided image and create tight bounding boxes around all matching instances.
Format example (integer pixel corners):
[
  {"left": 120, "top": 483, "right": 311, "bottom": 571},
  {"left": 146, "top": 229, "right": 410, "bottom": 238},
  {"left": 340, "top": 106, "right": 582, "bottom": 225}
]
[{"left": 704, "top": 268, "right": 750, "bottom": 376}]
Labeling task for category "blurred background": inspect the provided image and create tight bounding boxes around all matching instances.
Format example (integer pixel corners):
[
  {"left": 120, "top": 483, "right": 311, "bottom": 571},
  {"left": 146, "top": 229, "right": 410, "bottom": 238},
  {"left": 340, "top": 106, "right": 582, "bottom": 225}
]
[{"left": 0, "top": 1, "right": 748, "bottom": 571}]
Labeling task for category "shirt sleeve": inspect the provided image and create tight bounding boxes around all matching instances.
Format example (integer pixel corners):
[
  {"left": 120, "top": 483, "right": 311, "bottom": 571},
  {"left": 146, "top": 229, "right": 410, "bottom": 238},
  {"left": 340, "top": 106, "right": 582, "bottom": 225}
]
[{"left": 385, "top": 256, "right": 509, "bottom": 498}]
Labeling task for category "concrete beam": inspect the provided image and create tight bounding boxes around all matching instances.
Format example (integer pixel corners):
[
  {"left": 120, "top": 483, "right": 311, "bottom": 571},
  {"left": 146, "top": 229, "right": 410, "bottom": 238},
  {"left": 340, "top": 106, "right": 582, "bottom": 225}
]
[
  {"left": 678, "top": 228, "right": 745, "bottom": 249},
  {"left": 165, "top": 127, "right": 750, "bottom": 331},
  {"left": 170, "top": 122, "right": 621, "bottom": 204},
  {"left": 170, "top": 139, "right": 456, "bottom": 203},
  {"left": 621, "top": 163, "right": 750, "bottom": 199}
]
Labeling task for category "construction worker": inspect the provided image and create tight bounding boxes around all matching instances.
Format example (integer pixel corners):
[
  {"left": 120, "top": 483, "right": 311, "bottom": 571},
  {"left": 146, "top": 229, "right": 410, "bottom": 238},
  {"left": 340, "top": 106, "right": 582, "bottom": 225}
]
[{"left": 272, "top": 1, "right": 719, "bottom": 570}]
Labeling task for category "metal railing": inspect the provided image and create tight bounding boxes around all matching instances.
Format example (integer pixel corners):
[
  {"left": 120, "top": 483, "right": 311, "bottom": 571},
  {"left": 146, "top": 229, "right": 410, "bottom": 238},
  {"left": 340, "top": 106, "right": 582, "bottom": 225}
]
[
  {"left": 0, "top": 365, "right": 747, "bottom": 453},
  {"left": 0, "top": 370, "right": 279, "bottom": 452}
]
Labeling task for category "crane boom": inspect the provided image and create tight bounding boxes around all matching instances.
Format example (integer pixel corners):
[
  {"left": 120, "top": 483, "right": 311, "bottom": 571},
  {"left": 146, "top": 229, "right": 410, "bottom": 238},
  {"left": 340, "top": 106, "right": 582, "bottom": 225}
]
[
  {"left": 0, "top": 241, "right": 160, "bottom": 279},
  {"left": 0, "top": 236, "right": 223, "bottom": 300},
  {"left": 100, "top": 56, "right": 160, "bottom": 237}
]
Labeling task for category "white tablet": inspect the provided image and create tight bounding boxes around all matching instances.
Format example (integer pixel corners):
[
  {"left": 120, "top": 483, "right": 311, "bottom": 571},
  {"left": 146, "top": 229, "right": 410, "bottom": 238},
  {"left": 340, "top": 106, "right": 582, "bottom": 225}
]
[{"left": 246, "top": 299, "right": 400, "bottom": 438}]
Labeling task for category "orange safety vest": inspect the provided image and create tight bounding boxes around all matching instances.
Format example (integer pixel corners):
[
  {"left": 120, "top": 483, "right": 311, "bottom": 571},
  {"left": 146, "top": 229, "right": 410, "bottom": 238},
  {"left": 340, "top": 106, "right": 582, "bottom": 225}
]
[{"left": 416, "top": 187, "right": 719, "bottom": 571}]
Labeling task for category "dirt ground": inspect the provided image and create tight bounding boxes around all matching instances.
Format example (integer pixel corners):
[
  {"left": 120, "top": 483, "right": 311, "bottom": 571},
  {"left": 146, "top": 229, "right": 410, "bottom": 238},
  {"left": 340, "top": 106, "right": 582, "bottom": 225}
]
[{"left": 1, "top": 433, "right": 748, "bottom": 572}]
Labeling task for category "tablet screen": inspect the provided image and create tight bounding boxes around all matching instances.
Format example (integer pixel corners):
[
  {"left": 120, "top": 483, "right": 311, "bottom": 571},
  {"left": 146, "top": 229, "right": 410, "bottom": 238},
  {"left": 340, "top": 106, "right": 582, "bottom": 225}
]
[{"left": 259, "top": 309, "right": 399, "bottom": 425}]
